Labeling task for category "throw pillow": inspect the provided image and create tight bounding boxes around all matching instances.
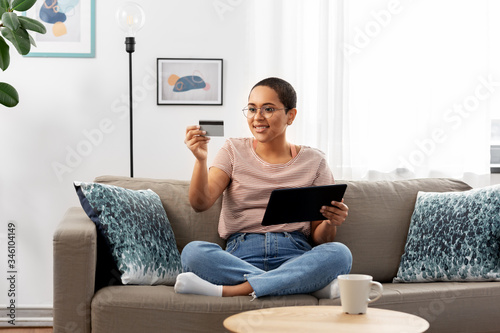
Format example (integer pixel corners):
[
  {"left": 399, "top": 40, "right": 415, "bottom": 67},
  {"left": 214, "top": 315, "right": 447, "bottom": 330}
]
[
  {"left": 74, "top": 181, "right": 182, "bottom": 285},
  {"left": 394, "top": 185, "right": 500, "bottom": 282}
]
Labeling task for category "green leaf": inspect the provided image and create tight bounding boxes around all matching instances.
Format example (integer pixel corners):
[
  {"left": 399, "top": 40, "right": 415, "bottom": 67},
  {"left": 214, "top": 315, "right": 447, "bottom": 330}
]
[
  {"left": 2, "top": 12, "right": 20, "bottom": 31},
  {"left": 18, "top": 16, "right": 46, "bottom": 34},
  {"left": 28, "top": 32, "right": 35, "bottom": 46},
  {"left": 0, "top": 0, "right": 10, "bottom": 11},
  {"left": 0, "top": 82, "right": 19, "bottom": 107},
  {"left": 0, "top": 36, "right": 10, "bottom": 70},
  {"left": 12, "top": 0, "right": 36, "bottom": 12},
  {"left": 1, "top": 26, "right": 30, "bottom": 55}
]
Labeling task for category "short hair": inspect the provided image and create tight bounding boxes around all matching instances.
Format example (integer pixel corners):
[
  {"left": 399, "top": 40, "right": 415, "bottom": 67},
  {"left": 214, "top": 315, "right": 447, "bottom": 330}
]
[{"left": 251, "top": 77, "right": 297, "bottom": 111}]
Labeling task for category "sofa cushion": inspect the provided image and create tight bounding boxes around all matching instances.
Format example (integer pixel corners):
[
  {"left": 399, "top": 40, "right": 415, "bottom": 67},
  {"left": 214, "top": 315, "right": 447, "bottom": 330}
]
[
  {"left": 334, "top": 178, "right": 472, "bottom": 283},
  {"left": 94, "top": 176, "right": 225, "bottom": 251},
  {"left": 75, "top": 181, "right": 182, "bottom": 285},
  {"left": 394, "top": 185, "right": 500, "bottom": 282},
  {"left": 91, "top": 285, "right": 318, "bottom": 333}
]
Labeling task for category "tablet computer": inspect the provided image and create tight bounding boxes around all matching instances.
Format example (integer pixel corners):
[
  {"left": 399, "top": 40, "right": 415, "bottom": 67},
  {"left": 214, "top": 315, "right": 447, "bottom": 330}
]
[{"left": 261, "top": 184, "right": 348, "bottom": 226}]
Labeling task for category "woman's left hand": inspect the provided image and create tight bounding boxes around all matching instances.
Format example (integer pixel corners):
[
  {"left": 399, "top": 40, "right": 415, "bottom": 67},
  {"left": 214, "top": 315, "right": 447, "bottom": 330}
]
[{"left": 320, "top": 199, "right": 348, "bottom": 227}]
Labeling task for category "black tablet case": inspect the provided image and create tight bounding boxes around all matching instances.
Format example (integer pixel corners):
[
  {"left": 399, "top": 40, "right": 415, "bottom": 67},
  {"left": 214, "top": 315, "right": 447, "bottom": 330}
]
[{"left": 261, "top": 184, "right": 347, "bottom": 225}]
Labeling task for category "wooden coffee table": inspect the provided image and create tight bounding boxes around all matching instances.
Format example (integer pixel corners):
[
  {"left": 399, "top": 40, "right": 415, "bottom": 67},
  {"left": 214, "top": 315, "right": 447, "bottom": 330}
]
[{"left": 224, "top": 305, "right": 429, "bottom": 333}]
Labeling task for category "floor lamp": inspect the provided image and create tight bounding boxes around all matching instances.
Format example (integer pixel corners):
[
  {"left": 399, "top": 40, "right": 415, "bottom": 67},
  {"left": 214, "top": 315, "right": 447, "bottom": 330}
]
[{"left": 116, "top": 2, "right": 146, "bottom": 178}]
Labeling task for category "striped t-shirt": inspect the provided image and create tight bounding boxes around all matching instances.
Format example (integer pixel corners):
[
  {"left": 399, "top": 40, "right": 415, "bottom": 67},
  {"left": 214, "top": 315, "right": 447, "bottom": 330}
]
[{"left": 211, "top": 137, "right": 335, "bottom": 239}]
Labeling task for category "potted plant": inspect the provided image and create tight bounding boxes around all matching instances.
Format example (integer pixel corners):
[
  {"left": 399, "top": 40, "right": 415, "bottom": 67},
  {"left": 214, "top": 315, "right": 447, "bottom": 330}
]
[{"left": 0, "top": 0, "right": 46, "bottom": 107}]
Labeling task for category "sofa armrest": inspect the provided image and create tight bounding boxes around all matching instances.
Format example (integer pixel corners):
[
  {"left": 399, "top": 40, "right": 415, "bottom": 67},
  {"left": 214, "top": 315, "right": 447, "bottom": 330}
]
[{"left": 53, "top": 207, "right": 96, "bottom": 333}]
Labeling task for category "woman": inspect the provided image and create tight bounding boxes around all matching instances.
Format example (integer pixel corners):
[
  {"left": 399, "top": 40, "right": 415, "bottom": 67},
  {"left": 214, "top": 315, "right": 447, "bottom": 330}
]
[{"left": 175, "top": 77, "right": 352, "bottom": 299}]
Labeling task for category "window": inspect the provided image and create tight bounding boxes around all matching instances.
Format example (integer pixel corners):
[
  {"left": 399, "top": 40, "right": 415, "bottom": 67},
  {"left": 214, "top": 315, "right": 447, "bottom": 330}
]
[{"left": 249, "top": 0, "right": 500, "bottom": 181}]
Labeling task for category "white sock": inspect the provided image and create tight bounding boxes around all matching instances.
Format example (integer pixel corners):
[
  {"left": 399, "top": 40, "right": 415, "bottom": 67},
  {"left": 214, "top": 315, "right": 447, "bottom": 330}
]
[
  {"left": 174, "top": 272, "right": 223, "bottom": 297},
  {"left": 312, "top": 279, "right": 340, "bottom": 299}
]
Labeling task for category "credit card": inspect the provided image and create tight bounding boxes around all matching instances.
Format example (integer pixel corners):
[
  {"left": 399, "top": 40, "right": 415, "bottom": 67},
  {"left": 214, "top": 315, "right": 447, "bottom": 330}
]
[{"left": 199, "top": 120, "right": 224, "bottom": 137}]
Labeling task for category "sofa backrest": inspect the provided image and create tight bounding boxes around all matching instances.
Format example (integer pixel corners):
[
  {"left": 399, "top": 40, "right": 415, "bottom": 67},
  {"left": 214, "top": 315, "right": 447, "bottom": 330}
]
[
  {"left": 95, "top": 175, "right": 472, "bottom": 283},
  {"left": 334, "top": 178, "right": 472, "bottom": 283},
  {"left": 95, "top": 176, "right": 225, "bottom": 252}
]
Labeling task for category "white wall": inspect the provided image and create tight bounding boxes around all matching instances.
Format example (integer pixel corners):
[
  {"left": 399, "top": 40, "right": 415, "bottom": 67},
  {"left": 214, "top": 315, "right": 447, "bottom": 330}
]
[{"left": 0, "top": 0, "right": 253, "bottom": 307}]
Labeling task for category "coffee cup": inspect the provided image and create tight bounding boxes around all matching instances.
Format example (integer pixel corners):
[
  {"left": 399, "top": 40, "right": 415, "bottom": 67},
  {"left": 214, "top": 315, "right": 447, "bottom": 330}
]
[{"left": 338, "top": 274, "right": 383, "bottom": 314}]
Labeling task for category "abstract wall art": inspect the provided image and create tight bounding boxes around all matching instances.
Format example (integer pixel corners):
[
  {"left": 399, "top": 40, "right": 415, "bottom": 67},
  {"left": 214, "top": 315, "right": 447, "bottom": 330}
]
[
  {"left": 157, "top": 58, "right": 223, "bottom": 105},
  {"left": 24, "top": 0, "right": 95, "bottom": 57}
]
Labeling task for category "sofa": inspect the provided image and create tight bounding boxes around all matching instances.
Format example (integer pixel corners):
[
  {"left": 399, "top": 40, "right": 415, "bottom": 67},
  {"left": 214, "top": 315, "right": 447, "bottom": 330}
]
[{"left": 53, "top": 175, "right": 500, "bottom": 333}]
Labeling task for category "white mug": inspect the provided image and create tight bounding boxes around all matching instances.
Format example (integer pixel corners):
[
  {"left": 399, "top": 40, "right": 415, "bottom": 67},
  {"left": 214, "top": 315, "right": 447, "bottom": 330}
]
[{"left": 338, "top": 274, "right": 383, "bottom": 314}]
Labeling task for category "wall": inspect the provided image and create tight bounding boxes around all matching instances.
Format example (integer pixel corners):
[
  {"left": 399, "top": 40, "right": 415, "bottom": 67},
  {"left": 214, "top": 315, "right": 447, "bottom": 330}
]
[{"left": 0, "top": 0, "right": 252, "bottom": 310}]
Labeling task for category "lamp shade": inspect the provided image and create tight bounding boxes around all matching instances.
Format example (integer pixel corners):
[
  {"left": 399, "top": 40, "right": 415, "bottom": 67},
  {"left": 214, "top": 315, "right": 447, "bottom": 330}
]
[{"left": 116, "top": 2, "right": 146, "bottom": 36}]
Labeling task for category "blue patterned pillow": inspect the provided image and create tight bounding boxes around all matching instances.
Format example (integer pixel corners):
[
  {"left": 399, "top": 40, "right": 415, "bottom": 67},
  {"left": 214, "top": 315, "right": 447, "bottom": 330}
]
[
  {"left": 394, "top": 185, "right": 500, "bottom": 282},
  {"left": 74, "top": 182, "right": 182, "bottom": 285}
]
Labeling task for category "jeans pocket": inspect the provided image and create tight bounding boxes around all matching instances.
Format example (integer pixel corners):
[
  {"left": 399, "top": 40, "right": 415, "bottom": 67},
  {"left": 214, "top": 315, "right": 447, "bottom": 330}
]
[
  {"left": 225, "top": 233, "right": 245, "bottom": 254},
  {"left": 285, "top": 232, "right": 312, "bottom": 251}
]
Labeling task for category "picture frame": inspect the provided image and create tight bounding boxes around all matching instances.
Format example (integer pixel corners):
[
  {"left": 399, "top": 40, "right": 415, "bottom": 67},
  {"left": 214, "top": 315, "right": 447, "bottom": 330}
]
[
  {"left": 24, "top": 0, "right": 96, "bottom": 58},
  {"left": 157, "top": 58, "right": 223, "bottom": 105}
]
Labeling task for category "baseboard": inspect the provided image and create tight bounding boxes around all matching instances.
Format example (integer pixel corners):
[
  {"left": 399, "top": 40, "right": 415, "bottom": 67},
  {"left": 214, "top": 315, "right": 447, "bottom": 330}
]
[{"left": 0, "top": 304, "right": 53, "bottom": 327}]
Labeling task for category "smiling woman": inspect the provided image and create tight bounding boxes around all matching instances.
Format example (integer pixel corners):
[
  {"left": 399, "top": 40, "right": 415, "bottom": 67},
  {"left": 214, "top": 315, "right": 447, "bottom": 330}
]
[
  {"left": 179, "top": 76, "right": 352, "bottom": 299},
  {"left": 246, "top": 84, "right": 296, "bottom": 151}
]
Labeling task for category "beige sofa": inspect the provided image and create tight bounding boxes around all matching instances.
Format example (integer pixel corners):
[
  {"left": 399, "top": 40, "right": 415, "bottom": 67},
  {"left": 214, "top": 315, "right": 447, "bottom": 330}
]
[{"left": 53, "top": 175, "right": 500, "bottom": 333}]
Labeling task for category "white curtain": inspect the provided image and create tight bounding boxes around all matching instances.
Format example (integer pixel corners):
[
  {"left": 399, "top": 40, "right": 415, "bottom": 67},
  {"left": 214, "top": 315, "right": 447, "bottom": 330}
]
[
  {"left": 248, "top": 0, "right": 498, "bottom": 182},
  {"left": 247, "top": 0, "right": 349, "bottom": 179}
]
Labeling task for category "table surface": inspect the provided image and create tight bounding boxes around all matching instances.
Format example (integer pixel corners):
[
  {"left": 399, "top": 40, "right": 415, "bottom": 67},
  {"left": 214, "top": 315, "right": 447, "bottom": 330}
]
[{"left": 223, "top": 305, "right": 430, "bottom": 333}]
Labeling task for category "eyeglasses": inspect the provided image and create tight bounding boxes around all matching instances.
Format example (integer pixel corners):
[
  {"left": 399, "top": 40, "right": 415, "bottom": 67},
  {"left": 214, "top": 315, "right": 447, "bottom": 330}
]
[{"left": 242, "top": 106, "right": 288, "bottom": 119}]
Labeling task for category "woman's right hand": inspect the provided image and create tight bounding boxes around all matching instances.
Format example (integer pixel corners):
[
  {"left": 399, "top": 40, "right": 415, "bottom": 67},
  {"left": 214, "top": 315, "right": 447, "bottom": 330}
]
[{"left": 185, "top": 125, "right": 210, "bottom": 161}]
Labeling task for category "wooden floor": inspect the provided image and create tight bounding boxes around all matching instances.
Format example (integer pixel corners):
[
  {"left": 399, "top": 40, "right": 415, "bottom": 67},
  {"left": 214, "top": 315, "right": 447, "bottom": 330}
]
[{"left": 1, "top": 329, "right": 53, "bottom": 333}]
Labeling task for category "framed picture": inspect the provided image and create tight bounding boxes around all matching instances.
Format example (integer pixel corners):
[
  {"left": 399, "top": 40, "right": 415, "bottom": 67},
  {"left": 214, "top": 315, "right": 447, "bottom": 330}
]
[
  {"left": 157, "top": 58, "right": 223, "bottom": 105},
  {"left": 24, "top": 0, "right": 96, "bottom": 58}
]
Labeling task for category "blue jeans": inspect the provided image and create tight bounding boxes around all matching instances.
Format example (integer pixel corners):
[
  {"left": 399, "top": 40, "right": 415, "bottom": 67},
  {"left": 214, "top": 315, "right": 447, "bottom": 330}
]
[{"left": 180, "top": 231, "right": 352, "bottom": 297}]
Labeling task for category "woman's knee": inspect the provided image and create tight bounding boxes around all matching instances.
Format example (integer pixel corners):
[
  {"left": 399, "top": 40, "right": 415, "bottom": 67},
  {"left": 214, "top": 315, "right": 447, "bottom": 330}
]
[
  {"left": 180, "top": 241, "right": 221, "bottom": 270},
  {"left": 320, "top": 242, "right": 353, "bottom": 273},
  {"left": 336, "top": 242, "right": 353, "bottom": 272}
]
